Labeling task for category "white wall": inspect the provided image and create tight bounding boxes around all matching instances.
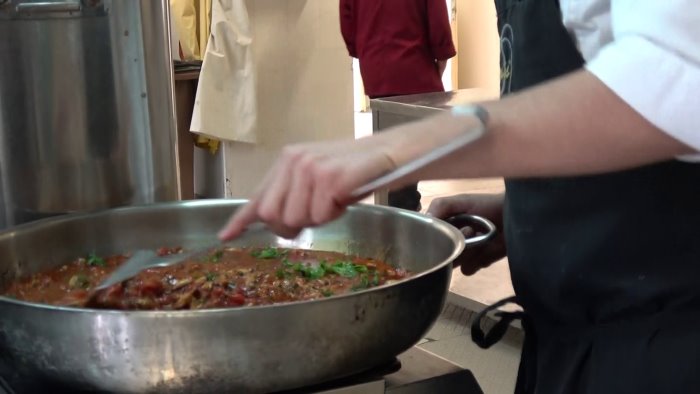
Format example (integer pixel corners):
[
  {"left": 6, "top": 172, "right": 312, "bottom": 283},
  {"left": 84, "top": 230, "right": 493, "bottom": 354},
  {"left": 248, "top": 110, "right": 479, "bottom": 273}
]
[{"left": 455, "top": 0, "right": 500, "bottom": 94}]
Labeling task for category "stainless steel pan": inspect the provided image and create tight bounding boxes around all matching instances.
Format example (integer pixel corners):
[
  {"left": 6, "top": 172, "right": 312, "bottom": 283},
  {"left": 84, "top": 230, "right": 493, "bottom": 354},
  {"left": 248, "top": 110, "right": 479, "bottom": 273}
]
[{"left": 0, "top": 200, "right": 494, "bottom": 393}]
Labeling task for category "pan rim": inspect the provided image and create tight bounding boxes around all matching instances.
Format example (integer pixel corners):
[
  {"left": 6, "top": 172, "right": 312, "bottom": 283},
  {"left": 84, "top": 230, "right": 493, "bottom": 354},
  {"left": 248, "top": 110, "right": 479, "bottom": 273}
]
[{"left": 0, "top": 199, "right": 466, "bottom": 315}]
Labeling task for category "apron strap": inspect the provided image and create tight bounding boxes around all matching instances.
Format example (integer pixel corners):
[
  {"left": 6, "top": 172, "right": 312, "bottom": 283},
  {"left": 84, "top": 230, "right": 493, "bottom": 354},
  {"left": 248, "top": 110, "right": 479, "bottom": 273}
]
[
  {"left": 471, "top": 296, "right": 538, "bottom": 393},
  {"left": 471, "top": 296, "right": 525, "bottom": 349}
]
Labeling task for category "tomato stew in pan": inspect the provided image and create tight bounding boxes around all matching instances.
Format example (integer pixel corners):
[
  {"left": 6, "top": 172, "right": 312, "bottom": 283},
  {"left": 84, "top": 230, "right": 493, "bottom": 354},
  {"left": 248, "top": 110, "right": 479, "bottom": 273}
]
[{"left": 2, "top": 247, "right": 409, "bottom": 310}]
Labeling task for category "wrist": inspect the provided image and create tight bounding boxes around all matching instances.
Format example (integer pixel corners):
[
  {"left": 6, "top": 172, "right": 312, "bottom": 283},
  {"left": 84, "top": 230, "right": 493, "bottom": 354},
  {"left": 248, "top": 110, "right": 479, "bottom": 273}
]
[{"left": 385, "top": 104, "right": 490, "bottom": 166}]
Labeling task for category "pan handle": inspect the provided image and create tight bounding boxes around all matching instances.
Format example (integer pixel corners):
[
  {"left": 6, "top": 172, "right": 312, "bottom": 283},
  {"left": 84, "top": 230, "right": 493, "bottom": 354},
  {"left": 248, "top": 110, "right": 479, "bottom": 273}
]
[{"left": 444, "top": 214, "right": 497, "bottom": 248}]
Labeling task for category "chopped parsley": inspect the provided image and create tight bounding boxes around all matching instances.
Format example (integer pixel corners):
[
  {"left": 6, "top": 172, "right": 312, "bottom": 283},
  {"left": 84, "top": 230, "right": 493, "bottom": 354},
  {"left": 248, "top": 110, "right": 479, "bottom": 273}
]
[
  {"left": 251, "top": 247, "right": 287, "bottom": 259},
  {"left": 277, "top": 259, "right": 379, "bottom": 282},
  {"left": 302, "top": 265, "right": 326, "bottom": 280},
  {"left": 352, "top": 274, "right": 370, "bottom": 291},
  {"left": 354, "top": 264, "right": 369, "bottom": 273},
  {"left": 321, "top": 289, "right": 334, "bottom": 297},
  {"left": 277, "top": 261, "right": 325, "bottom": 280},
  {"left": 276, "top": 268, "right": 290, "bottom": 279},
  {"left": 372, "top": 272, "right": 380, "bottom": 286},
  {"left": 208, "top": 250, "right": 224, "bottom": 263},
  {"left": 330, "top": 261, "right": 360, "bottom": 278},
  {"left": 86, "top": 253, "right": 106, "bottom": 267},
  {"left": 205, "top": 272, "right": 217, "bottom": 281}
]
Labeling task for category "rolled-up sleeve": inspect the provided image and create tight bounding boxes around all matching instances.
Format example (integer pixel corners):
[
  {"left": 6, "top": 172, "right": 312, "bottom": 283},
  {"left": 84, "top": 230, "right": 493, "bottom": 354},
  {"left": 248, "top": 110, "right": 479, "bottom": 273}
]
[
  {"left": 339, "top": 0, "right": 357, "bottom": 58},
  {"left": 426, "top": 0, "right": 456, "bottom": 60},
  {"left": 585, "top": 1, "right": 700, "bottom": 158}
]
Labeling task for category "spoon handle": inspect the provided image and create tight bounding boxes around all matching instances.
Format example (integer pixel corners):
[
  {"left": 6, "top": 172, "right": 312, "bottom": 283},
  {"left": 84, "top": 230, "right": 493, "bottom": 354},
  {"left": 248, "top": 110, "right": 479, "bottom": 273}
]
[{"left": 351, "top": 105, "right": 489, "bottom": 198}]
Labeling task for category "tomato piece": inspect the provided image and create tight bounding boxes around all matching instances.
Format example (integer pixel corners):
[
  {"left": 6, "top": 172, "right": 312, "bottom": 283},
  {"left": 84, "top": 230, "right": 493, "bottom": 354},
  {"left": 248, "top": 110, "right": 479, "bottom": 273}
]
[
  {"left": 227, "top": 293, "right": 246, "bottom": 306},
  {"left": 211, "top": 287, "right": 225, "bottom": 298},
  {"left": 138, "top": 278, "right": 164, "bottom": 297},
  {"left": 70, "top": 289, "right": 88, "bottom": 299},
  {"left": 104, "top": 283, "right": 124, "bottom": 298}
]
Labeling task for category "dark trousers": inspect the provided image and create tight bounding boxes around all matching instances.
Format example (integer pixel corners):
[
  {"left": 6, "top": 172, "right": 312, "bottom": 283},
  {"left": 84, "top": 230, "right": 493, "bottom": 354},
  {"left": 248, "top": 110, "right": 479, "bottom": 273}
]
[{"left": 388, "top": 184, "right": 421, "bottom": 211}]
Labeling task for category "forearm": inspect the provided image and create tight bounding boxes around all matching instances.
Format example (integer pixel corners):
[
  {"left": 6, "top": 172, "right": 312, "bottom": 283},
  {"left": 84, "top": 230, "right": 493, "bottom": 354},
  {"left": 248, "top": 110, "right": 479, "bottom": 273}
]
[{"left": 374, "top": 69, "right": 694, "bottom": 183}]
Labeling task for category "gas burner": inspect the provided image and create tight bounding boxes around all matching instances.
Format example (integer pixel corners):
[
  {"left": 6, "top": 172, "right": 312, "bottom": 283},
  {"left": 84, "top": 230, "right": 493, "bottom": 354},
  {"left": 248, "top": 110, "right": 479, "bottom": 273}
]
[{"left": 0, "top": 347, "right": 482, "bottom": 394}]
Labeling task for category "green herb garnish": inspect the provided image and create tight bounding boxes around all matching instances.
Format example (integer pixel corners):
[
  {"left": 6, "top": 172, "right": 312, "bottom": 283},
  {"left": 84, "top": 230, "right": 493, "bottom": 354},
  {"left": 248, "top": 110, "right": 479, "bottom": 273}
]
[
  {"left": 360, "top": 273, "right": 369, "bottom": 287},
  {"left": 372, "top": 272, "right": 380, "bottom": 286},
  {"left": 330, "top": 261, "right": 359, "bottom": 278},
  {"left": 301, "top": 265, "right": 326, "bottom": 280},
  {"left": 281, "top": 260, "right": 326, "bottom": 280},
  {"left": 352, "top": 274, "right": 370, "bottom": 291},
  {"left": 205, "top": 272, "right": 217, "bottom": 281},
  {"left": 208, "top": 250, "right": 224, "bottom": 263},
  {"left": 252, "top": 247, "right": 286, "bottom": 259},
  {"left": 321, "top": 289, "right": 334, "bottom": 297},
  {"left": 86, "top": 253, "right": 106, "bottom": 267},
  {"left": 277, "top": 258, "right": 372, "bottom": 281},
  {"left": 276, "top": 267, "right": 295, "bottom": 279},
  {"left": 354, "top": 264, "right": 369, "bottom": 273}
]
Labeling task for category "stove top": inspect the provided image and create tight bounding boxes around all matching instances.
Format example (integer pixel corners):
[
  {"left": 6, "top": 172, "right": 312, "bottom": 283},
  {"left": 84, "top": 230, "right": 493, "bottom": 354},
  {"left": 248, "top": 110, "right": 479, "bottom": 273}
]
[
  {"left": 279, "top": 347, "right": 482, "bottom": 394},
  {"left": 0, "top": 347, "right": 482, "bottom": 394}
]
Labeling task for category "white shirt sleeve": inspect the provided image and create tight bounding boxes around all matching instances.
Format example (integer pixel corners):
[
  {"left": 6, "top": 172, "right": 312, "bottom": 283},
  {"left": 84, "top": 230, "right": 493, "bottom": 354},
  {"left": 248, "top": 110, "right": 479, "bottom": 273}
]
[{"left": 584, "top": 1, "right": 700, "bottom": 161}]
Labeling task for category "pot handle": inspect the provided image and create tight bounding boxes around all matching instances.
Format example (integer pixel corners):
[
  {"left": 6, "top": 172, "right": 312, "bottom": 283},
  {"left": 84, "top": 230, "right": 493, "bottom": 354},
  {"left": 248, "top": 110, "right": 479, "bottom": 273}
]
[{"left": 445, "top": 214, "right": 497, "bottom": 248}]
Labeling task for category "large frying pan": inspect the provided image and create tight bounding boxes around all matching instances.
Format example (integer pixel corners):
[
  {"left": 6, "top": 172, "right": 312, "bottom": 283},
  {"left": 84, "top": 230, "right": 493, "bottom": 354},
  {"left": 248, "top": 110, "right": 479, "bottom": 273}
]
[{"left": 0, "top": 200, "right": 494, "bottom": 393}]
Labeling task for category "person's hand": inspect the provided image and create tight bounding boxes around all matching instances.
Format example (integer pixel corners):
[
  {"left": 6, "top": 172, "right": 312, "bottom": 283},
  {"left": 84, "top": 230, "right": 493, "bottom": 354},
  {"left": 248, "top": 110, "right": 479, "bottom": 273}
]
[
  {"left": 217, "top": 111, "right": 488, "bottom": 241},
  {"left": 218, "top": 138, "right": 397, "bottom": 241},
  {"left": 427, "top": 193, "right": 506, "bottom": 275}
]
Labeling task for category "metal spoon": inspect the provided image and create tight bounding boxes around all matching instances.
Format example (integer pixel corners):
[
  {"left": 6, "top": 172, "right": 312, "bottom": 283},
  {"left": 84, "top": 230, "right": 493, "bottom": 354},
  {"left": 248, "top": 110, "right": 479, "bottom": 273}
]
[
  {"left": 83, "top": 244, "right": 222, "bottom": 307},
  {"left": 88, "top": 105, "right": 489, "bottom": 302},
  {"left": 90, "top": 246, "right": 220, "bottom": 293},
  {"left": 350, "top": 104, "right": 489, "bottom": 198}
]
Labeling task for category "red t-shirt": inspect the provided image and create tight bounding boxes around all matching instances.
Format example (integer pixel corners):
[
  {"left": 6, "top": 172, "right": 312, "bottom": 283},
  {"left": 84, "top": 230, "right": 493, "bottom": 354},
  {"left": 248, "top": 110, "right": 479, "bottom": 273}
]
[{"left": 340, "top": 0, "right": 457, "bottom": 98}]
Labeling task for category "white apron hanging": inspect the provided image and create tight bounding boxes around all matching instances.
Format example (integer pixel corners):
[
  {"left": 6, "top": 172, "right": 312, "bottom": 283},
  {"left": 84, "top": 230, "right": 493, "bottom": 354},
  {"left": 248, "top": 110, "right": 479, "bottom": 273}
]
[{"left": 190, "top": 0, "right": 257, "bottom": 143}]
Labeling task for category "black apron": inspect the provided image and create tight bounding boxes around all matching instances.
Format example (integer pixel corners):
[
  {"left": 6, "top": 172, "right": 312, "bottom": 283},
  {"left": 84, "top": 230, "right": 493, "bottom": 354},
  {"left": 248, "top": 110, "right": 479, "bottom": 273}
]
[{"left": 471, "top": 1, "right": 700, "bottom": 393}]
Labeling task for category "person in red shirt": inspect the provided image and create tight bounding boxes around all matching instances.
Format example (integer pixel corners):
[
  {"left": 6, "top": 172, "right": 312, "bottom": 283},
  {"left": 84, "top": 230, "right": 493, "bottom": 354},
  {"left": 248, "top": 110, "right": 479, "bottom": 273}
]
[{"left": 340, "top": 0, "right": 457, "bottom": 211}]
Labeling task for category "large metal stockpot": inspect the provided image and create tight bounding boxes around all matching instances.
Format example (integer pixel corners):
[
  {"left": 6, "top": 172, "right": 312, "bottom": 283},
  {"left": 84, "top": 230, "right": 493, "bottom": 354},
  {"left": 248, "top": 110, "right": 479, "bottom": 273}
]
[
  {"left": 0, "top": 200, "right": 492, "bottom": 393},
  {"left": 0, "top": 0, "right": 180, "bottom": 228}
]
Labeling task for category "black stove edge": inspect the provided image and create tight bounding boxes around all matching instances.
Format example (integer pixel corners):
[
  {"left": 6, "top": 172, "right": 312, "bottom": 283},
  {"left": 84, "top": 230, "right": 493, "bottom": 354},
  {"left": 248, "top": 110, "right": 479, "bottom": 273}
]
[{"left": 273, "top": 358, "right": 401, "bottom": 394}]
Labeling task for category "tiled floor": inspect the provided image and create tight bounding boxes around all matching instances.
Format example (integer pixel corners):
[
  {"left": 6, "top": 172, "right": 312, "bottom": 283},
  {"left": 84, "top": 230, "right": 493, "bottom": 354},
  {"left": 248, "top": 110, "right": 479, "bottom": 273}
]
[{"left": 420, "top": 303, "right": 522, "bottom": 394}]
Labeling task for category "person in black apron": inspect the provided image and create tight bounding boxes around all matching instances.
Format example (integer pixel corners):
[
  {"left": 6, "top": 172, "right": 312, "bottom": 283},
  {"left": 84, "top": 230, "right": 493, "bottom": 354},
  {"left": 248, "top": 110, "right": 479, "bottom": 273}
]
[
  {"left": 461, "top": 0, "right": 700, "bottom": 392},
  {"left": 218, "top": 0, "right": 699, "bottom": 392}
]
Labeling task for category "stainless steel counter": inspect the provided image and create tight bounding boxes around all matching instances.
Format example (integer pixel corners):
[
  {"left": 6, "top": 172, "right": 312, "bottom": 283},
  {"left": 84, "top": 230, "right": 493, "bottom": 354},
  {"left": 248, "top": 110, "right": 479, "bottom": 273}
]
[
  {"left": 369, "top": 89, "right": 498, "bottom": 205},
  {"left": 371, "top": 88, "right": 497, "bottom": 121}
]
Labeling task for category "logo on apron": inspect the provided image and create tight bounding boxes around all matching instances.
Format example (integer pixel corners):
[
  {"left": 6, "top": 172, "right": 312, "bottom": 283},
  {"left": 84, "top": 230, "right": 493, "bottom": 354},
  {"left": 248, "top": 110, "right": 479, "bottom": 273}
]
[{"left": 500, "top": 23, "right": 514, "bottom": 95}]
